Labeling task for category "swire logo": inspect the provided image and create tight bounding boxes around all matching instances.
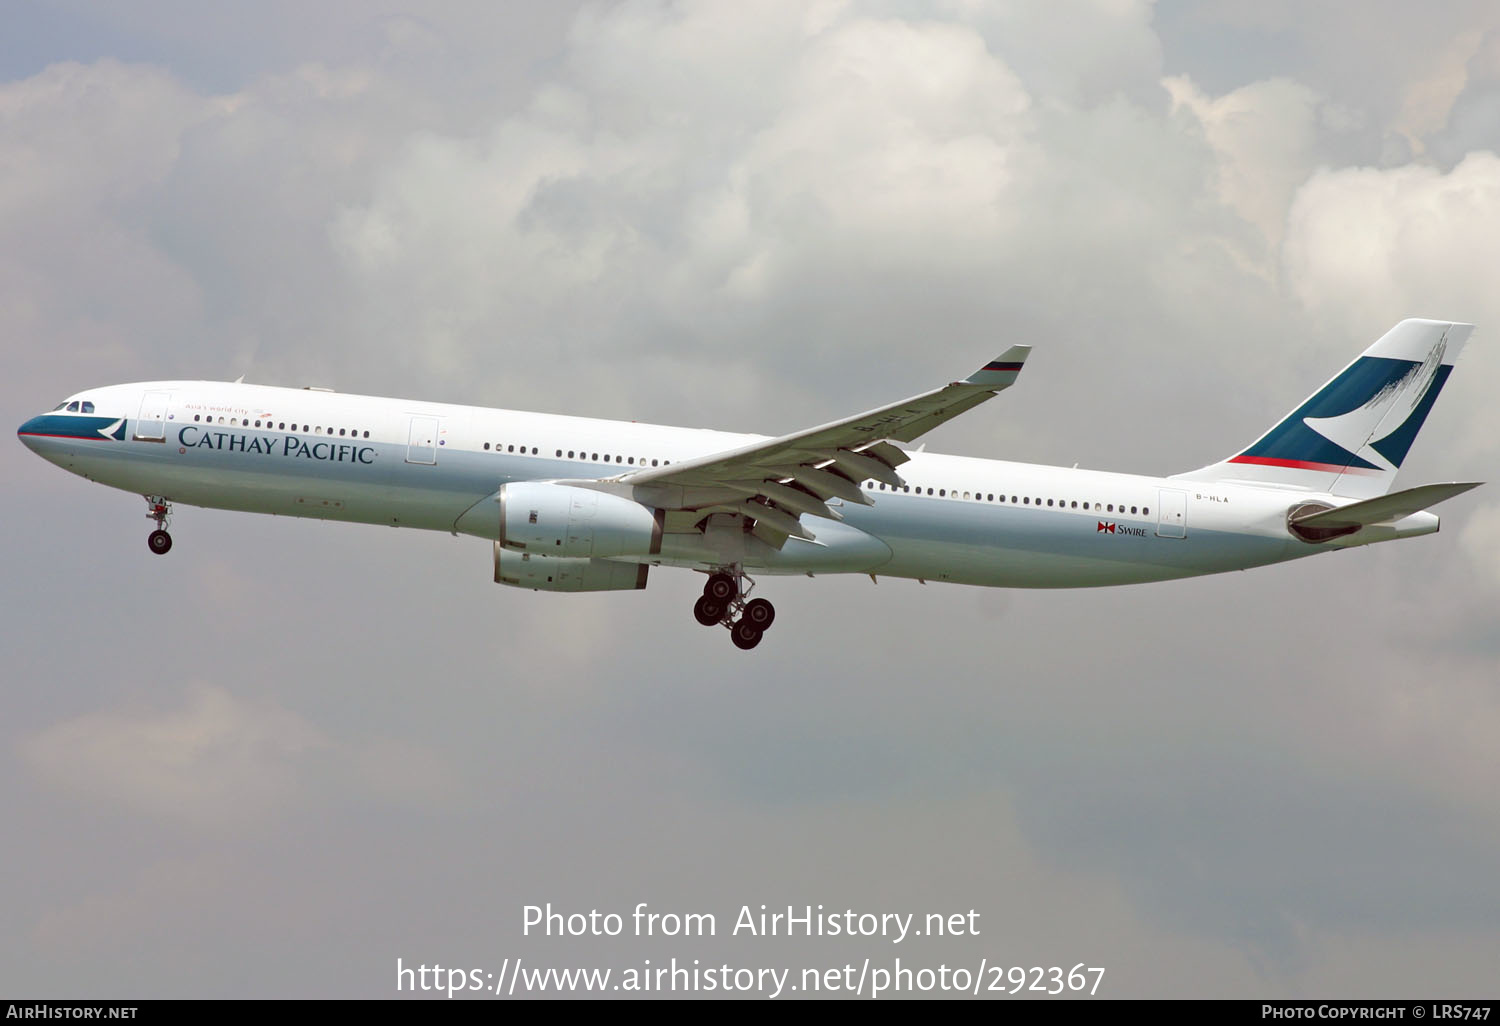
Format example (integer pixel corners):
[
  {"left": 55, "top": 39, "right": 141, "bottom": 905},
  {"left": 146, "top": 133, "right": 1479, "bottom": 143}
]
[{"left": 1097, "top": 522, "right": 1115, "bottom": 533}]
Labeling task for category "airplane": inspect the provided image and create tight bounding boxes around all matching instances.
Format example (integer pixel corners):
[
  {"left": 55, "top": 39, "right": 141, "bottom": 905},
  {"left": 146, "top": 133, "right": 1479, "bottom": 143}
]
[{"left": 17, "top": 318, "right": 1481, "bottom": 650}]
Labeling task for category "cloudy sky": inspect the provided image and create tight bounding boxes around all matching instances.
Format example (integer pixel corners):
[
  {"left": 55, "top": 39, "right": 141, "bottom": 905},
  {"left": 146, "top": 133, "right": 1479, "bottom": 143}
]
[{"left": 5, "top": 0, "right": 1500, "bottom": 999}]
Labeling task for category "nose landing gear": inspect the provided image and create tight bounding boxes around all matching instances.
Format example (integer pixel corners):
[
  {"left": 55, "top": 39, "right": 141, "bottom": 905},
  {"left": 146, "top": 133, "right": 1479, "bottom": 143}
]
[
  {"left": 693, "top": 567, "right": 776, "bottom": 650},
  {"left": 145, "top": 496, "right": 173, "bottom": 555}
]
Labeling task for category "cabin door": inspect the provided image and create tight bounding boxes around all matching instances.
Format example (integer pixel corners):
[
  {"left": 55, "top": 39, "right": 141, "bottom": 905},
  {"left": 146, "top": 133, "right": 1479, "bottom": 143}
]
[
  {"left": 134, "top": 391, "right": 171, "bottom": 442},
  {"left": 1156, "top": 489, "right": 1187, "bottom": 539},
  {"left": 406, "top": 416, "right": 439, "bottom": 465}
]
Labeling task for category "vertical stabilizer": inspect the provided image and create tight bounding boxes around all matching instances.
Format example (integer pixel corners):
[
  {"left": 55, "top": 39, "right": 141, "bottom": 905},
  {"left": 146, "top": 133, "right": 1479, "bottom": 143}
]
[{"left": 1175, "top": 319, "right": 1472, "bottom": 499}]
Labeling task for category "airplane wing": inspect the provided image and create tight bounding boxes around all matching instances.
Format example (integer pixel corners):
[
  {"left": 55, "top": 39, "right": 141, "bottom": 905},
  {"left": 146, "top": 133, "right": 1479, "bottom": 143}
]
[{"left": 612, "top": 346, "right": 1031, "bottom": 545}]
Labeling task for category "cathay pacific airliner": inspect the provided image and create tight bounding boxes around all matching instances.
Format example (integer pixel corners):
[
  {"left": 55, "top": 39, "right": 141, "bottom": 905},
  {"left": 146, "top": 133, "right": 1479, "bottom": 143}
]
[{"left": 18, "top": 319, "right": 1480, "bottom": 650}]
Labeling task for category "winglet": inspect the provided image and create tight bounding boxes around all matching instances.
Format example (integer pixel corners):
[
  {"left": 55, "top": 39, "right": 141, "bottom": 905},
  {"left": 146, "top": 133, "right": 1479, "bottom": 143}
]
[{"left": 963, "top": 345, "right": 1031, "bottom": 387}]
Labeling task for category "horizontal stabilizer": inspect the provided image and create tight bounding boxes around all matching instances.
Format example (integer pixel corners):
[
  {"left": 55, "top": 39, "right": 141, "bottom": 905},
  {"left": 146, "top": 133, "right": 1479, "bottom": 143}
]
[{"left": 1290, "top": 482, "right": 1483, "bottom": 529}]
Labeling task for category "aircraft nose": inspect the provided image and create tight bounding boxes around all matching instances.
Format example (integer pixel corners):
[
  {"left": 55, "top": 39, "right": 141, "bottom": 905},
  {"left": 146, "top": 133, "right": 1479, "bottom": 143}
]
[{"left": 17, "top": 415, "right": 47, "bottom": 453}]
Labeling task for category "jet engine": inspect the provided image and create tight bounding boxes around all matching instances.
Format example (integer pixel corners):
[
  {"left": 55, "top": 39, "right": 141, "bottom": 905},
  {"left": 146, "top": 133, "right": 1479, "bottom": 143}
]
[{"left": 498, "top": 482, "right": 663, "bottom": 558}]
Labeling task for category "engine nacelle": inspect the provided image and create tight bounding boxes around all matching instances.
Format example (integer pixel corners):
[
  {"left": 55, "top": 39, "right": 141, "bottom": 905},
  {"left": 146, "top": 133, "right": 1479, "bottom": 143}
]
[
  {"left": 494, "top": 546, "right": 649, "bottom": 592},
  {"left": 499, "top": 482, "right": 663, "bottom": 558}
]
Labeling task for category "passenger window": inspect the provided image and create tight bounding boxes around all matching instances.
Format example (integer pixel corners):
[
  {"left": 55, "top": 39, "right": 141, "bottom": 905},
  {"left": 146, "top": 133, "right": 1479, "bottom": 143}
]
[
  {"left": 1023, "top": 497, "right": 1030, "bottom": 504},
  {"left": 651, "top": 459, "right": 658, "bottom": 466},
  {"left": 1143, "top": 507, "right": 1150, "bottom": 516},
  {"left": 1131, "top": 506, "right": 1138, "bottom": 514},
  {"left": 194, "top": 415, "right": 201, "bottom": 422},
  {"left": 531, "top": 447, "right": 538, "bottom": 455},
  {"left": 1047, "top": 499, "right": 1053, "bottom": 506},
  {"left": 1071, "top": 501, "right": 1078, "bottom": 508},
  {"left": 939, "top": 489, "right": 946, "bottom": 497},
  {"left": 484, "top": 443, "right": 490, "bottom": 450}
]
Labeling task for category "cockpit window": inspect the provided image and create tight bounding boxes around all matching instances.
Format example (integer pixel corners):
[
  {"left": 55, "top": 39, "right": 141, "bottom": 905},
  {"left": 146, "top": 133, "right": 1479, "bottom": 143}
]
[
  {"left": 66, "top": 401, "right": 80, "bottom": 412},
  {"left": 53, "top": 402, "right": 67, "bottom": 411},
  {"left": 81, "top": 401, "right": 95, "bottom": 413}
]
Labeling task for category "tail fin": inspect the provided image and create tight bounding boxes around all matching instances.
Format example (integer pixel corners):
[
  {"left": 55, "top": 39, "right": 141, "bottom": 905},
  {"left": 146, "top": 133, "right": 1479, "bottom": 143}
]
[{"left": 1175, "top": 319, "right": 1473, "bottom": 498}]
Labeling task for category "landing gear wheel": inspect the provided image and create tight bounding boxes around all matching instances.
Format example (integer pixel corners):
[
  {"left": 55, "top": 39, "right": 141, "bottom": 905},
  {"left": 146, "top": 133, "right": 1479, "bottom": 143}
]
[
  {"left": 143, "top": 496, "right": 174, "bottom": 552},
  {"left": 704, "top": 573, "right": 737, "bottom": 602},
  {"left": 693, "top": 595, "right": 725, "bottom": 626},
  {"left": 743, "top": 598, "right": 775, "bottom": 630},
  {"left": 731, "top": 620, "right": 763, "bottom": 650}
]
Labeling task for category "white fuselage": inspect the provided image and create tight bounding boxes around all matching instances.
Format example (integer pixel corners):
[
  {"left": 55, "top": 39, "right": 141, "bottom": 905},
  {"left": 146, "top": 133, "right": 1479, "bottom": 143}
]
[{"left": 19, "top": 380, "right": 1436, "bottom": 589}]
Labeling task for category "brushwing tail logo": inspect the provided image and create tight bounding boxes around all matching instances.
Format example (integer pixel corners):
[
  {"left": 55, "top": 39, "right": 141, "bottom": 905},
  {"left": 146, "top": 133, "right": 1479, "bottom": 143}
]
[
  {"left": 1230, "top": 332, "right": 1452, "bottom": 474},
  {"left": 1301, "top": 332, "right": 1448, "bottom": 472}
]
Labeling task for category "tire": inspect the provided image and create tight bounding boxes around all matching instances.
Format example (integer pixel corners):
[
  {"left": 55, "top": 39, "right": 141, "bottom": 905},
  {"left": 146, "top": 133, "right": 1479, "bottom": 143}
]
[
  {"left": 731, "top": 621, "right": 762, "bottom": 650},
  {"left": 704, "top": 573, "right": 737, "bottom": 602},
  {"left": 693, "top": 595, "right": 724, "bottom": 626},
  {"left": 743, "top": 598, "right": 775, "bottom": 630},
  {"left": 148, "top": 530, "right": 172, "bottom": 555}
]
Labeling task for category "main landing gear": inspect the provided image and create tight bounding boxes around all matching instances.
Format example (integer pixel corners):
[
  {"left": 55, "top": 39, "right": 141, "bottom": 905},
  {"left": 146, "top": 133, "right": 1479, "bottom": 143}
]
[
  {"left": 145, "top": 496, "right": 173, "bottom": 555},
  {"left": 693, "top": 568, "right": 776, "bottom": 650}
]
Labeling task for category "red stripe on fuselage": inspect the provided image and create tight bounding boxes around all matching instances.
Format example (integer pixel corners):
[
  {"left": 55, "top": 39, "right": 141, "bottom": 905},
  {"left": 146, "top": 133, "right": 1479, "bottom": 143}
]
[
  {"left": 17, "top": 431, "right": 111, "bottom": 441},
  {"left": 1227, "top": 454, "right": 1374, "bottom": 473}
]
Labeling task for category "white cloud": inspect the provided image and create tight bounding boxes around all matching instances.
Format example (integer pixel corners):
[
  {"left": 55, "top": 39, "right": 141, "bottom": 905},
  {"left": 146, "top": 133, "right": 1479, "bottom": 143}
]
[
  {"left": 1283, "top": 152, "right": 1500, "bottom": 329},
  {"left": 1166, "top": 75, "right": 1347, "bottom": 257}
]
